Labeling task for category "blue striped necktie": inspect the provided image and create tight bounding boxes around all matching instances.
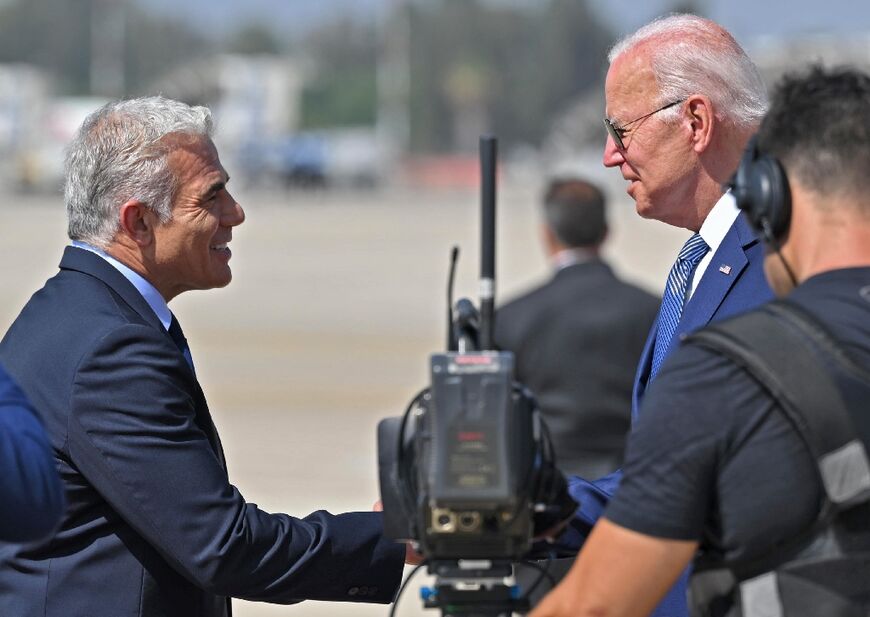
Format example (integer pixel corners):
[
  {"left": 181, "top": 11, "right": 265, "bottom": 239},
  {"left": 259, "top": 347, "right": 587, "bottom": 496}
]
[{"left": 650, "top": 233, "right": 709, "bottom": 380}]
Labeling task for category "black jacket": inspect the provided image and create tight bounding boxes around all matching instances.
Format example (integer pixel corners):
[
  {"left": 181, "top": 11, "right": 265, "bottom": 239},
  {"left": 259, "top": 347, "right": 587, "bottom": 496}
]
[{"left": 495, "top": 260, "right": 658, "bottom": 478}]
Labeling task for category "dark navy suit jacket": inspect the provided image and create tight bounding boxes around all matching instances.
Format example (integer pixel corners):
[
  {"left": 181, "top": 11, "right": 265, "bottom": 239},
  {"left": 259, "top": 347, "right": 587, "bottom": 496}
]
[
  {"left": 564, "top": 213, "right": 774, "bottom": 616},
  {"left": 0, "top": 363, "right": 64, "bottom": 542},
  {"left": 0, "top": 247, "right": 404, "bottom": 617}
]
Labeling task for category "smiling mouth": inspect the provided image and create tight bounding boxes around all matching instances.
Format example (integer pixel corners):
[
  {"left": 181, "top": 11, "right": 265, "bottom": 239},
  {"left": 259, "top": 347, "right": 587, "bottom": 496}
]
[{"left": 210, "top": 243, "right": 232, "bottom": 257}]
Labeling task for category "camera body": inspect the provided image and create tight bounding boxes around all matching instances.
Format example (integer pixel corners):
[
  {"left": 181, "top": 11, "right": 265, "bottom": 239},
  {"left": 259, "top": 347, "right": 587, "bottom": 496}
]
[
  {"left": 376, "top": 136, "right": 576, "bottom": 615},
  {"left": 379, "top": 350, "right": 540, "bottom": 561}
]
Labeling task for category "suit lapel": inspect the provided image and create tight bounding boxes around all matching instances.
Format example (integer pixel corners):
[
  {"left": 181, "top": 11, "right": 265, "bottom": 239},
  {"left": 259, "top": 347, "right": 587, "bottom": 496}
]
[
  {"left": 674, "top": 214, "right": 758, "bottom": 340},
  {"left": 60, "top": 246, "right": 165, "bottom": 333},
  {"left": 60, "top": 246, "right": 227, "bottom": 471},
  {"left": 193, "top": 381, "right": 227, "bottom": 472},
  {"left": 631, "top": 325, "right": 657, "bottom": 421},
  {"left": 632, "top": 215, "right": 761, "bottom": 420}
]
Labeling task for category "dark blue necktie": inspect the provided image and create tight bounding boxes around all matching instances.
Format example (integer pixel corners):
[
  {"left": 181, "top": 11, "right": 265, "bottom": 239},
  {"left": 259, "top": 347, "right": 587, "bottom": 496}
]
[
  {"left": 168, "top": 314, "right": 225, "bottom": 469},
  {"left": 650, "top": 233, "right": 709, "bottom": 380},
  {"left": 168, "top": 315, "right": 195, "bottom": 374}
]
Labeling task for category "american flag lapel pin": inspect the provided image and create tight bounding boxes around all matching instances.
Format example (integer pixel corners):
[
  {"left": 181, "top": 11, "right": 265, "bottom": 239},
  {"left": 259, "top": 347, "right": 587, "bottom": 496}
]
[{"left": 718, "top": 264, "right": 732, "bottom": 275}]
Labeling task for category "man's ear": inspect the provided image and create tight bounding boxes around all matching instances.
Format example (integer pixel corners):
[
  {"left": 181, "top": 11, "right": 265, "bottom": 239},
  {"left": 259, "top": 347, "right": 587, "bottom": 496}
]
[
  {"left": 117, "top": 200, "right": 155, "bottom": 246},
  {"left": 541, "top": 223, "right": 562, "bottom": 257},
  {"left": 686, "top": 94, "right": 714, "bottom": 153}
]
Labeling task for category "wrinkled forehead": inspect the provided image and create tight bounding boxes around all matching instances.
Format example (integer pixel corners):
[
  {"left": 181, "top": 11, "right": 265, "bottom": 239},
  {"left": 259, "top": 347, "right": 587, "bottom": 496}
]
[
  {"left": 159, "top": 130, "right": 213, "bottom": 152},
  {"left": 165, "top": 134, "right": 227, "bottom": 185},
  {"left": 604, "top": 51, "right": 660, "bottom": 121}
]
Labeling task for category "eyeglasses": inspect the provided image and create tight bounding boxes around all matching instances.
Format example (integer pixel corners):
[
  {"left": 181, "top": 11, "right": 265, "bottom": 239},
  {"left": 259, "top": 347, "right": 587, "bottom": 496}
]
[{"left": 604, "top": 99, "right": 685, "bottom": 150}]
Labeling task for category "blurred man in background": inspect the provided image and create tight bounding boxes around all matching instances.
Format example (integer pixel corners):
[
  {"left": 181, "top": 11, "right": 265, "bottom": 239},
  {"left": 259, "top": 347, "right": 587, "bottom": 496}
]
[
  {"left": 532, "top": 63, "right": 870, "bottom": 617},
  {"left": 0, "top": 96, "right": 405, "bottom": 617},
  {"left": 564, "top": 13, "right": 774, "bottom": 617},
  {"left": 496, "top": 177, "right": 658, "bottom": 479}
]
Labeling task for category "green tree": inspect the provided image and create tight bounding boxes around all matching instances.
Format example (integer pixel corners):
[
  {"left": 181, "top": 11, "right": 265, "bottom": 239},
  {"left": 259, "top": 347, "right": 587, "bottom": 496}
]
[
  {"left": 226, "top": 23, "right": 285, "bottom": 56},
  {"left": 0, "top": 0, "right": 92, "bottom": 94},
  {"left": 0, "top": 0, "right": 210, "bottom": 96},
  {"left": 299, "top": 17, "right": 378, "bottom": 128},
  {"left": 406, "top": 0, "right": 616, "bottom": 153},
  {"left": 124, "top": 9, "right": 213, "bottom": 97}
]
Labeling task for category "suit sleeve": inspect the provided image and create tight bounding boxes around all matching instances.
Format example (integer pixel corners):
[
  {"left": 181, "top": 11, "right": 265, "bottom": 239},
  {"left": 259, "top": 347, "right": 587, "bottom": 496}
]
[
  {"left": 546, "top": 468, "right": 623, "bottom": 551},
  {"left": 0, "top": 365, "right": 65, "bottom": 542},
  {"left": 68, "top": 324, "right": 404, "bottom": 603}
]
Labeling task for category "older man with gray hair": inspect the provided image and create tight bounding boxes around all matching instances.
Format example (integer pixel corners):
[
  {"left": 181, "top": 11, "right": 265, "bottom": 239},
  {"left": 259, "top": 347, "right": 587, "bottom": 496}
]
[
  {"left": 0, "top": 96, "right": 406, "bottom": 617},
  {"left": 560, "top": 13, "right": 774, "bottom": 617},
  {"left": 535, "top": 62, "right": 870, "bottom": 617}
]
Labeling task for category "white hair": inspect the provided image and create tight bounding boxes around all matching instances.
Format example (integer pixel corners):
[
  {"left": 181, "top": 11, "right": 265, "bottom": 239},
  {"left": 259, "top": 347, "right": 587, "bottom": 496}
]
[
  {"left": 608, "top": 14, "right": 767, "bottom": 127},
  {"left": 65, "top": 96, "right": 214, "bottom": 248}
]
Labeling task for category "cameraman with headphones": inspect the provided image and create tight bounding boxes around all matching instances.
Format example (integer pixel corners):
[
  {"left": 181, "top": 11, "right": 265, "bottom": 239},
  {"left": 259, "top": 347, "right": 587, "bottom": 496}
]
[{"left": 530, "top": 65, "right": 870, "bottom": 617}]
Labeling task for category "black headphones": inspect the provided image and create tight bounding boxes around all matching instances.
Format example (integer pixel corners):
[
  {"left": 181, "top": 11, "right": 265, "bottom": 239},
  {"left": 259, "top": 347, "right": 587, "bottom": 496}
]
[{"left": 731, "top": 134, "right": 792, "bottom": 243}]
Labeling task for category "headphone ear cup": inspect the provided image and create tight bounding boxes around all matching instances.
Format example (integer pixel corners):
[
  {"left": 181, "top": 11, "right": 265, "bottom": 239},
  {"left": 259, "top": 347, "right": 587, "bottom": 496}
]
[
  {"left": 733, "top": 136, "right": 764, "bottom": 229},
  {"left": 752, "top": 155, "right": 791, "bottom": 240},
  {"left": 733, "top": 135, "right": 792, "bottom": 241}
]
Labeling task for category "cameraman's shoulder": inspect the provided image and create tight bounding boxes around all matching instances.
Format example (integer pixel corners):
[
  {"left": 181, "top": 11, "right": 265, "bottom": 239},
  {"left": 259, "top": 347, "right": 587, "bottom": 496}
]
[{"left": 636, "top": 341, "right": 757, "bottom": 443}]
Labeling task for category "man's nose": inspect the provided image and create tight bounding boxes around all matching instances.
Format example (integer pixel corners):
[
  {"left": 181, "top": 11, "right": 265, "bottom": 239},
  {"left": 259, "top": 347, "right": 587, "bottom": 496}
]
[
  {"left": 602, "top": 134, "right": 625, "bottom": 168},
  {"left": 222, "top": 194, "right": 245, "bottom": 227}
]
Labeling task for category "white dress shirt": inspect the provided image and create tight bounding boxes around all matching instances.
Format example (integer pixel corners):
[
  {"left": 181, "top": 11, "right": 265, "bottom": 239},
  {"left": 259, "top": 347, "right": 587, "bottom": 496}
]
[{"left": 686, "top": 192, "right": 740, "bottom": 302}]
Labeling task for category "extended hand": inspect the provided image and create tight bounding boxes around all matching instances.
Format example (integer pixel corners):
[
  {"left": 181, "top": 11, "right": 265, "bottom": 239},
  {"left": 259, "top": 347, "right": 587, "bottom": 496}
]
[{"left": 373, "top": 500, "right": 424, "bottom": 565}]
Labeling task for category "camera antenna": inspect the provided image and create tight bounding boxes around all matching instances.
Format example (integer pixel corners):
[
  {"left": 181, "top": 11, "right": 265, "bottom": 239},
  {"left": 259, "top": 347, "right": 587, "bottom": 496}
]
[
  {"left": 479, "top": 135, "right": 497, "bottom": 351},
  {"left": 446, "top": 245, "right": 460, "bottom": 351}
]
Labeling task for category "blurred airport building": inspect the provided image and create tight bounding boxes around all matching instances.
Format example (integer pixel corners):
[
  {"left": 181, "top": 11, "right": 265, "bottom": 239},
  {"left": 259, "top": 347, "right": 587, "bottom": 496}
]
[{"left": 1, "top": 32, "right": 870, "bottom": 194}]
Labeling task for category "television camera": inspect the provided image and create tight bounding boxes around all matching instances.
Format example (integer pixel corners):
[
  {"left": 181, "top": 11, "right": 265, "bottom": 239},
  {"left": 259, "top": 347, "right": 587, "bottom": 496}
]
[{"left": 377, "top": 137, "right": 577, "bottom": 617}]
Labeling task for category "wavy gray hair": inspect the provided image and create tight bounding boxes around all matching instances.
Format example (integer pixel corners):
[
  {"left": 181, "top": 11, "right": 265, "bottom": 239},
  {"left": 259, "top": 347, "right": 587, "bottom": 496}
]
[
  {"left": 65, "top": 96, "right": 214, "bottom": 248},
  {"left": 608, "top": 14, "right": 767, "bottom": 128}
]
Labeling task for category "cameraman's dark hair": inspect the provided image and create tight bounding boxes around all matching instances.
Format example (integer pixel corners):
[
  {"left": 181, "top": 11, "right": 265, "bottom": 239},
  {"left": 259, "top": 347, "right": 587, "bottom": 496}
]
[
  {"left": 758, "top": 65, "right": 870, "bottom": 210},
  {"left": 542, "top": 178, "right": 607, "bottom": 248}
]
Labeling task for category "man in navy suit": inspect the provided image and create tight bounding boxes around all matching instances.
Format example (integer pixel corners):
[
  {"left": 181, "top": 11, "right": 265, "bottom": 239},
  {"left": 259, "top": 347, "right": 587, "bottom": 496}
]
[
  {"left": 0, "top": 97, "right": 405, "bottom": 617},
  {"left": 561, "top": 14, "right": 773, "bottom": 617},
  {"left": 0, "top": 363, "right": 63, "bottom": 542}
]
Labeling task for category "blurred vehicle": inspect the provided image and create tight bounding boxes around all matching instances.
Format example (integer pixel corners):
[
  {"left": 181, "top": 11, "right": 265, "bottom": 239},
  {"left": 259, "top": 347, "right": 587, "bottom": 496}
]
[
  {"left": 236, "top": 127, "right": 384, "bottom": 190},
  {"left": 276, "top": 133, "right": 328, "bottom": 188}
]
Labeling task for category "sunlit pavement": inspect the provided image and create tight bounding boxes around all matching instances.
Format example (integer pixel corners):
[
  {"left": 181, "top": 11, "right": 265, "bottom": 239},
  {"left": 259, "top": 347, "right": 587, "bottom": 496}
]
[{"left": 0, "top": 181, "right": 685, "bottom": 617}]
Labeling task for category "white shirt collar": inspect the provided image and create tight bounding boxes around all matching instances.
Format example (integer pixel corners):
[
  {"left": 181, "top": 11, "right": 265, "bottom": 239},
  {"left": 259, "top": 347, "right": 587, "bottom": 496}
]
[
  {"left": 71, "top": 240, "right": 172, "bottom": 331},
  {"left": 685, "top": 192, "right": 740, "bottom": 302},
  {"left": 552, "top": 247, "right": 597, "bottom": 271},
  {"left": 697, "top": 191, "right": 740, "bottom": 257}
]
